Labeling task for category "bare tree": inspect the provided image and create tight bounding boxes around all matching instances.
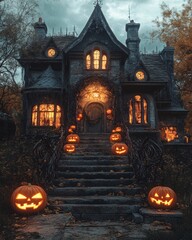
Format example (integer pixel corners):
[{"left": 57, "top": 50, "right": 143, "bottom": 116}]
[{"left": 0, "top": 0, "right": 38, "bottom": 115}]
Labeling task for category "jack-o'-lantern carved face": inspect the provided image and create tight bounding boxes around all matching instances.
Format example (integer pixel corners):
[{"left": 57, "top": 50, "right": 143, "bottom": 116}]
[
  {"left": 11, "top": 184, "right": 47, "bottom": 213},
  {"left": 110, "top": 133, "right": 122, "bottom": 143},
  {"left": 64, "top": 144, "right": 76, "bottom": 153},
  {"left": 66, "top": 134, "right": 80, "bottom": 143},
  {"left": 148, "top": 186, "right": 177, "bottom": 209},
  {"left": 112, "top": 143, "right": 128, "bottom": 155}
]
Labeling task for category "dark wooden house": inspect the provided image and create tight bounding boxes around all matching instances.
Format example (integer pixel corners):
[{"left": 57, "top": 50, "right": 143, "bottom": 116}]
[{"left": 19, "top": 3, "right": 187, "bottom": 143}]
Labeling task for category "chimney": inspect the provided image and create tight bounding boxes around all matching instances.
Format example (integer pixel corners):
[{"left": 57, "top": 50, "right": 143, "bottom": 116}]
[
  {"left": 33, "top": 17, "right": 47, "bottom": 39},
  {"left": 160, "top": 43, "right": 175, "bottom": 98},
  {"left": 126, "top": 20, "right": 140, "bottom": 63}
]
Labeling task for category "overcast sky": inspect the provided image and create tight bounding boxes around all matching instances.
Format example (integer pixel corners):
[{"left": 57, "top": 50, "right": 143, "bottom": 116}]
[{"left": 38, "top": 0, "right": 186, "bottom": 53}]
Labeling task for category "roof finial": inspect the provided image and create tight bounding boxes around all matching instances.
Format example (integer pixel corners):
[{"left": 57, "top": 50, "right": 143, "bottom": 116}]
[
  {"left": 128, "top": 4, "right": 131, "bottom": 22},
  {"left": 93, "top": 0, "right": 103, "bottom": 7}
]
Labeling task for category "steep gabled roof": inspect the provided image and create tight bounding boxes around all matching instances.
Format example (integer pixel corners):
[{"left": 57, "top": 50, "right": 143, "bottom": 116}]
[
  {"left": 140, "top": 54, "right": 170, "bottom": 82},
  {"left": 65, "top": 4, "right": 128, "bottom": 54},
  {"left": 27, "top": 66, "right": 61, "bottom": 89}
]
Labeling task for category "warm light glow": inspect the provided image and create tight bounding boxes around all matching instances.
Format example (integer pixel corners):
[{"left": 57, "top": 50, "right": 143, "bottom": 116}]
[
  {"left": 32, "top": 104, "right": 61, "bottom": 128},
  {"left": 161, "top": 126, "right": 178, "bottom": 142},
  {"left": 129, "top": 95, "right": 148, "bottom": 124},
  {"left": 106, "top": 109, "right": 112, "bottom": 114},
  {"left": 86, "top": 54, "right": 91, "bottom": 69},
  {"left": 102, "top": 54, "right": 107, "bottom": 69},
  {"left": 135, "top": 71, "right": 145, "bottom": 80},
  {"left": 86, "top": 50, "right": 107, "bottom": 70},
  {"left": 16, "top": 194, "right": 27, "bottom": 200},
  {"left": 92, "top": 91, "right": 100, "bottom": 98},
  {"left": 94, "top": 50, "right": 100, "bottom": 69}
]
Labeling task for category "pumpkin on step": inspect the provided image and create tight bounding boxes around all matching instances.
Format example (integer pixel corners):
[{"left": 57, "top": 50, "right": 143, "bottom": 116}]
[
  {"left": 148, "top": 186, "right": 177, "bottom": 209},
  {"left": 66, "top": 134, "right": 80, "bottom": 143},
  {"left": 63, "top": 143, "right": 76, "bottom": 154},
  {"left": 11, "top": 184, "right": 47, "bottom": 214},
  {"left": 109, "top": 133, "right": 122, "bottom": 143},
  {"left": 111, "top": 143, "right": 128, "bottom": 155}
]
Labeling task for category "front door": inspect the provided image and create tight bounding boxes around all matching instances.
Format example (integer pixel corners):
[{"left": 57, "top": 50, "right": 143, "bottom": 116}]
[{"left": 85, "top": 103, "right": 104, "bottom": 133}]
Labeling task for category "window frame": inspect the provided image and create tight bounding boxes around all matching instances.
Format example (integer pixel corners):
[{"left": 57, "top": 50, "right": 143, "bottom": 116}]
[
  {"left": 128, "top": 95, "right": 149, "bottom": 126},
  {"left": 31, "top": 104, "right": 61, "bottom": 128},
  {"left": 85, "top": 47, "right": 108, "bottom": 70}
]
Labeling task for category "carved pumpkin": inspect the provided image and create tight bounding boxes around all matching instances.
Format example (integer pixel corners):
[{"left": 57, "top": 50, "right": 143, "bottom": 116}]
[
  {"left": 63, "top": 144, "right": 76, "bottom": 154},
  {"left": 11, "top": 184, "right": 47, "bottom": 213},
  {"left": 68, "top": 128, "right": 73, "bottom": 133},
  {"left": 110, "top": 133, "right": 122, "bottom": 143},
  {"left": 148, "top": 186, "right": 177, "bottom": 209},
  {"left": 106, "top": 109, "right": 112, "bottom": 114},
  {"left": 66, "top": 134, "right": 80, "bottom": 143},
  {"left": 111, "top": 143, "right": 128, "bottom": 155},
  {"left": 115, "top": 127, "right": 122, "bottom": 132},
  {"left": 70, "top": 125, "right": 76, "bottom": 130}
]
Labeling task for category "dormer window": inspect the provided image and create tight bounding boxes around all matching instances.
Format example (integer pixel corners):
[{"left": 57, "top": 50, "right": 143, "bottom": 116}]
[{"left": 86, "top": 49, "right": 108, "bottom": 70}]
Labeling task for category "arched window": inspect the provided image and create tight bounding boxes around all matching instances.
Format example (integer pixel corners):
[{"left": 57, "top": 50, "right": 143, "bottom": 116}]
[
  {"left": 32, "top": 104, "right": 61, "bottom": 128},
  {"left": 86, "top": 49, "right": 108, "bottom": 70},
  {"left": 128, "top": 95, "right": 148, "bottom": 125}
]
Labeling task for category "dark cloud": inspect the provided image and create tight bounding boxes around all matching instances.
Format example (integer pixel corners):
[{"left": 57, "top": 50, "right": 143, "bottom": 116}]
[{"left": 37, "top": 0, "right": 183, "bottom": 52}]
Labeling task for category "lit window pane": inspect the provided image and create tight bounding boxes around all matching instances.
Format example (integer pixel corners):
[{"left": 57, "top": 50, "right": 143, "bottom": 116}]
[
  {"left": 102, "top": 54, "right": 107, "bottom": 69},
  {"left": 93, "top": 50, "right": 100, "bottom": 69},
  {"left": 32, "top": 104, "right": 61, "bottom": 128},
  {"left": 135, "top": 95, "right": 141, "bottom": 124},
  {"left": 129, "top": 99, "right": 133, "bottom": 124},
  {"left": 86, "top": 54, "right": 91, "bottom": 69},
  {"left": 143, "top": 99, "right": 148, "bottom": 124}
]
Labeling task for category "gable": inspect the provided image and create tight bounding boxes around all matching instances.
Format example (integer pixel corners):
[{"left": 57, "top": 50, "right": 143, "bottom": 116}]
[{"left": 65, "top": 4, "right": 128, "bottom": 56}]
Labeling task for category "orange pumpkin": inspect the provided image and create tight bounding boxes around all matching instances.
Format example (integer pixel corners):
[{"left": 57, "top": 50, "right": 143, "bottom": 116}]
[
  {"left": 106, "top": 109, "right": 112, "bottom": 115},
  {"left": 115, "top": 126, "right": 122, "bottom": 132},
  {"left": 64, "top": 143, "right": 76, "bottom": 153},
  {"left": 70, "top": 125, "right": 76, "bottom": 130},
  {"left": 148, "top": 186, "right": 177, "bottom": 209},
  {"left": 66, "top": 134, "right": 80, "bottom": 143},
  {"left": 111, "top": 143, "right": 128, "bottom": 155},
  {"left": 68, "top": 128, "right": 73, "bottom": 133},
  {"left": 11, "top": 184, "right": 47, "bottom": 213},
  {"left": 109, "top": 133, "right": 122, "bottom": 143}
]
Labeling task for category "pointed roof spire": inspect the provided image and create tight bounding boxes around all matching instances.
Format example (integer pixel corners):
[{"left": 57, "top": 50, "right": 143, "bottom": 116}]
[{"left": 93, "top": 0, "right": 103, "bottom": 7}]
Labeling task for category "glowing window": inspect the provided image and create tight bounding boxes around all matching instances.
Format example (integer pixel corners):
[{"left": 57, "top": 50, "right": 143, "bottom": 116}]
[
  {"left": 102, "top": 54, "right": 107, "bottom": 69},
  {"left": 85, "top": 49, "right": 107, "bottom": 70},
  {"left": 32, "top": 104, "right": 61, "bottom": 128},
  {"left": 161, "top": 127, "right": 178, "bottom": 142},
  {"left": 86, "top": 54, "right": 91, "bottom": 69},
  {"left": 129, "top": 95, "right": 148, "bottom": 125}
]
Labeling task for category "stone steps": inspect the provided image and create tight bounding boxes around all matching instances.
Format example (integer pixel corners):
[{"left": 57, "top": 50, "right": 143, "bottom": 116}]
[
  {"left": 49, "top": 133, "right": 143, "bottom": 221},
  {"left": 49, "top": 195, "right": 144, "bottom": 205},
  {"left": 53, "top": 178, "right": 135, "bottom": 187},
  {"left": 59, "top": 159, "right": 129, "bottom": 165},
  {"left": 56, "top": 171, "right": 134, "bottom": 179},
  {"left": 57, "top": 165, "right": 132, "bottom": 172},
  {"left": 49, "top": 186, "right": 141, "bottom": 197}
]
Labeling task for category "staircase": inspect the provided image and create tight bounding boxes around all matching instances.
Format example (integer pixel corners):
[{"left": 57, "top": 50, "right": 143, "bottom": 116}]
[{"left": 49, "top": 133, "right": 144, "bottom": 221}]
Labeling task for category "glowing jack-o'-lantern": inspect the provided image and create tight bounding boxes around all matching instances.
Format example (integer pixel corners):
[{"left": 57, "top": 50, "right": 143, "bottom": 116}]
[
  {"left": 68, "top": 128, "right": 73, "bottom": 133},
  {"left": 64, "top": 143, "right": 76, "bottom": 154},
  {"left": 70, "top": 125, "right": 76, "bottom": 130},
  {"left": 115, "top": 127, "right": 122, "bottom": 132},
  {"left": 110, "top": 133, "right": 122, "bottom": 143},
  {"left": 112, "top": 143, "right": 128, "bottom": 155},
  {"left": 148, "top": 186, "right": 177, "bottom": 209},
  {"left": 66, "top": 134, "right": 80, "bottom": 143},
  {"left": 11, "top": 184, "right": 47, "bottom": 213}
]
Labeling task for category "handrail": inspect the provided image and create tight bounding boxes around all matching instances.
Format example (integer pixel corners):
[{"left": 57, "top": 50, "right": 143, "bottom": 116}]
[{"left": 33, "top": 128, "right": 65, "bottom": 185}]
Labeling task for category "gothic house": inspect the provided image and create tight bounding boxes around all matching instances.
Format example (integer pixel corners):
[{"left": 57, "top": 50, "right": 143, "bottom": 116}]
[{"left": 19, "top": 3, "right": 187, "bottom": 143}]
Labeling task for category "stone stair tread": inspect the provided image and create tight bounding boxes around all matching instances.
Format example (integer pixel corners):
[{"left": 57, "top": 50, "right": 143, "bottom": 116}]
[
  {"left": 49, "top": 203, "right": 141, "bottom": 214},
  {"left": 56, "top": 171, "right": 134, "bottom": 179},
  {"left": 48, "top": 195, "right": 144, "bottom": 204},
  {"left": 57, "top": 165, "right": 132, "bottom": 172}
]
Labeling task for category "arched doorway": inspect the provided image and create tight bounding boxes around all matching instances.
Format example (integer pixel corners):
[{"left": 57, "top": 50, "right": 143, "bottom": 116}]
[
  {"left": 76, "top": 80, "right": 114, "bottom": 133},
  {"left": 85, "top": 102, "right": 104, "bottom": 133}
]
